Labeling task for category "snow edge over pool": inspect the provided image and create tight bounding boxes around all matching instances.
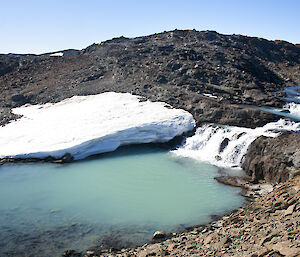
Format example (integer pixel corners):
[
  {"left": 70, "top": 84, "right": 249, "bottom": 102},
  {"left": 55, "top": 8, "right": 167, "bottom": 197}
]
[{"left": 0, "top": 93, "right": 195, "bottom": 160}]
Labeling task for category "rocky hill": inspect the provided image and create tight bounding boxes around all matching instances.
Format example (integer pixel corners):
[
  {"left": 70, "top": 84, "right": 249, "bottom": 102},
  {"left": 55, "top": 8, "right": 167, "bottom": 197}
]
[{"left": 1, "top": 30, "right": 299, "bottom": 128}]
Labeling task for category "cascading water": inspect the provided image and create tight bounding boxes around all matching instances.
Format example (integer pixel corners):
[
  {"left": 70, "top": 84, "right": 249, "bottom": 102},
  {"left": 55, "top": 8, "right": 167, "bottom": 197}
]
[
  {"left": 173, "top": 88, "right": 300, "bottom": 169},
  {"left": 283, "top": 102, "right": 300, "bottom": 119},
  {"left": 172, "top": 119, "right": 300, "bottom": 168},
  {"left": 282, "top": 85, "right": 300, "bottom": 103}
]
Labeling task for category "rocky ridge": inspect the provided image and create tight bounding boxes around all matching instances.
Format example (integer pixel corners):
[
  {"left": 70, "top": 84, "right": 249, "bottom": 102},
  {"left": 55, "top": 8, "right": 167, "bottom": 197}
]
[{"left": 1, "top": 30, "right": 300, "bottom": 128}]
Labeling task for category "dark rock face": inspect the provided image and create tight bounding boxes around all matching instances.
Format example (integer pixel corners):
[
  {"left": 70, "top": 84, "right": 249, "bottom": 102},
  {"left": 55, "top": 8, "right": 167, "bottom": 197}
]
[
  {"left": 11, "top": 93, "right": 31, "bottom": 105},
  {"left": 242, "top": 132, "right": 300, "bottom": 183},
  {"left": 1, "top": 29, "right": 299, "bottom": 127},
  {"left": 219, "top": 138, "right": 230, "bottom": 153}
]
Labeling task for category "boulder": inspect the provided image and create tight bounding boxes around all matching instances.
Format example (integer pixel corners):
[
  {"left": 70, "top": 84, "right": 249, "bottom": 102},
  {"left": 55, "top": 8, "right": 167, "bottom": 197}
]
[
  {"left": 152, "top": 231, "right": 166, "bottom": 240},
  {"left": 11, "top": 94, "right": 30, "bottom": 105}
]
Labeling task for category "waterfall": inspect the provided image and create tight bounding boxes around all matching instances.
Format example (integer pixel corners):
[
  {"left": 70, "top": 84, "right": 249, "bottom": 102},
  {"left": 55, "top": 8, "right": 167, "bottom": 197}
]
[
  {"left": 283, "top": 102, "right": 300, "bottom": 119},
  {"left": 172, "top": 119, "right": 300, "bottom": 168}
]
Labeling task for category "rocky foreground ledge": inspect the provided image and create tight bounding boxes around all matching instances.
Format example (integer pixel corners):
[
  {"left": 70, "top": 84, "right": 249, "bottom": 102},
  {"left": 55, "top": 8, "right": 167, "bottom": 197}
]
[{"left": 75, "top": 175, "right": 299, "bottom": 257}]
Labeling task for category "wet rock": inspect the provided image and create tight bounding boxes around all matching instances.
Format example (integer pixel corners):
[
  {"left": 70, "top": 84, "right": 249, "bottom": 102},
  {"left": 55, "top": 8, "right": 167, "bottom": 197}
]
[
  {"left": 85, "top": 250, "right": 95, "bottom": 256},
  {"left": 242, "top": 132, "right": 300, "bottom": 183},
  {"left": 54, "top": 153, "right": 74, "bottom": 163},
  {"left": 61, "top": 153, "right": 74, "bottom": 163},
  {"left": 219, "top": 138, "right": 229, "bottom": 153},
  {"left": 214, "top": 176, "right": 249, "bottom": 188},
  {"left": 62, "top": 250, "right": 82, "bottom": 257},
  {"left": 152, "top": 231, "right": 166, "bottom": 240}
]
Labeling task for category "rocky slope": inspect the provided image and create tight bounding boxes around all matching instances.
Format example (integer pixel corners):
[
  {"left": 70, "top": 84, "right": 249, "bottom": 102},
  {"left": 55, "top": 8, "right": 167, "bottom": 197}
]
[{"left": 1, "top": 30, "right": 300, "bottom": 128}]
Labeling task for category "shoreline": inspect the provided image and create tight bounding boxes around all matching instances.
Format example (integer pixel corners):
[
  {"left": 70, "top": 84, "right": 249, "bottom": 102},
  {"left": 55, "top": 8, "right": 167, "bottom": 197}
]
[
  {"left": 81, "top": 175, "right": 300, "bottom": 257},
  {"left": 0, "top": 139, "right": 254, "bottom": 257},
  {"left": 0, "top": 126, "right": 297, "bottom": 256}
]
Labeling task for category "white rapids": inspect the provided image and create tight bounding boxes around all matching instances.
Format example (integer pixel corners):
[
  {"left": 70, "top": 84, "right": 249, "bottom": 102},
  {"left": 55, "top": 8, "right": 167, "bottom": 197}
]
[
  {"left": 0, "top": 92, "right": 195, "bottom": 160},
  {"left": 173, "top": 119, "right": 300, "bottom": 168},
  {"left": 283, "top": 102, "right": 300, "bottom": 119}
]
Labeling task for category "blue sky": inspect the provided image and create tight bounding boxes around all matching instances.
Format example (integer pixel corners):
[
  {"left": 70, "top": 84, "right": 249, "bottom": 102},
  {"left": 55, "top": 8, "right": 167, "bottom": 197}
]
[{"left": 1, "top": 0, "right": 299, "bottom": 54}]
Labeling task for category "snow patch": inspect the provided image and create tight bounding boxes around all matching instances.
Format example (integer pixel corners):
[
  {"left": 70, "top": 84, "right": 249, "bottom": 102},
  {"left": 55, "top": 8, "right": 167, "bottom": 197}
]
[
  {"left": 50, "top": 52, "right": 63, "bottom": 57},
  {"left": 202, "top": 93, "right": 217, "bottom": 99},
  {"left": 0, "top": 93, "right": 195, "bottom": 160}
]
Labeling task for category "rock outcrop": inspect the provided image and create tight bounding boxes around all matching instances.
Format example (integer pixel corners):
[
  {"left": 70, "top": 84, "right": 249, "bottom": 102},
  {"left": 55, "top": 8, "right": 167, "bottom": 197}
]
[{"left": 242, "top": 132, "right": 300, "bottom": 183}]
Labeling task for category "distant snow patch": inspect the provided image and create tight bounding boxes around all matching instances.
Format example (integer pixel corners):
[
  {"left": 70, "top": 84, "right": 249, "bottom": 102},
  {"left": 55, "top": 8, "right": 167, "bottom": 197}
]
[
  {"left": 0, "top": 93, "right": 195, "bottom": 160},
  {"left": 202, "top": 93, "right": 217, "bottom": 99},
  {"left": 50, "top": 52, "right": 63, "bottom": 57}
]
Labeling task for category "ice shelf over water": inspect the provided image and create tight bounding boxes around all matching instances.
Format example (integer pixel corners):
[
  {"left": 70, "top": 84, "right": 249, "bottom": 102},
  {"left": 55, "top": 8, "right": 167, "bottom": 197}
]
[{"left": 0, "top": 93, "right": 195, "bottom": 160}]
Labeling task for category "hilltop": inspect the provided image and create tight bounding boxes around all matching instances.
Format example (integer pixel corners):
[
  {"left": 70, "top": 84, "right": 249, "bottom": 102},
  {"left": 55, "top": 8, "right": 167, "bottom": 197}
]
[{"left": 1, "top": 30, "right": 299, "bottom": 128}]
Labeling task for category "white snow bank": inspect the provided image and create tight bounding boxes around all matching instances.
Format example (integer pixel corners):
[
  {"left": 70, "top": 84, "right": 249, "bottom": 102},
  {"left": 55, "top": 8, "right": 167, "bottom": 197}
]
[
  {"left": 172, "top": 119, "right": 299, "bottom": 169},
  {"left": 50, "top": 52, "right": 63, "bottom": 57},
  {"left": 0, "top": 93, "right": 195, "bottom": 160}
]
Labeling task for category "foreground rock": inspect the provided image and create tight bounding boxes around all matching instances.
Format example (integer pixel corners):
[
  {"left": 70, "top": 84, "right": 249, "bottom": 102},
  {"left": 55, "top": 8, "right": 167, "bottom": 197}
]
[
  {"left": 90, "top": 175, "right": 300, "bottom": 257},
  {"left": 243, "top": 131, "right": 300, "bottom": 183}
]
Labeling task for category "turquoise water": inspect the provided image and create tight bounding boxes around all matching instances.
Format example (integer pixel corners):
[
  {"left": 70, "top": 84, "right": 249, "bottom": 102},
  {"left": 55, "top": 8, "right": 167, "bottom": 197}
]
[{"left": 0, "top": 145, "right": 244, "bottom": 256}]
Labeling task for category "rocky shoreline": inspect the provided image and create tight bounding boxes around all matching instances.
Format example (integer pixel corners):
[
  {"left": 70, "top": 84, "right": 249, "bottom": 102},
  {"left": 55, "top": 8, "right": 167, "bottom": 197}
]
[{"left": 86, "top": 175, "right": 299, "bottom": 257}]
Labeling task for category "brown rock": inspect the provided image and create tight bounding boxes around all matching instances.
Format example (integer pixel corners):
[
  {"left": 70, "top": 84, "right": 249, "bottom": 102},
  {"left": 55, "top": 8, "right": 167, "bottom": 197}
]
[
  {"left": 270, "top": 241, "right": 300, "bottom": 256},
  {"left": 284, "top": 204, "right": 296, "bottom": 216}
]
